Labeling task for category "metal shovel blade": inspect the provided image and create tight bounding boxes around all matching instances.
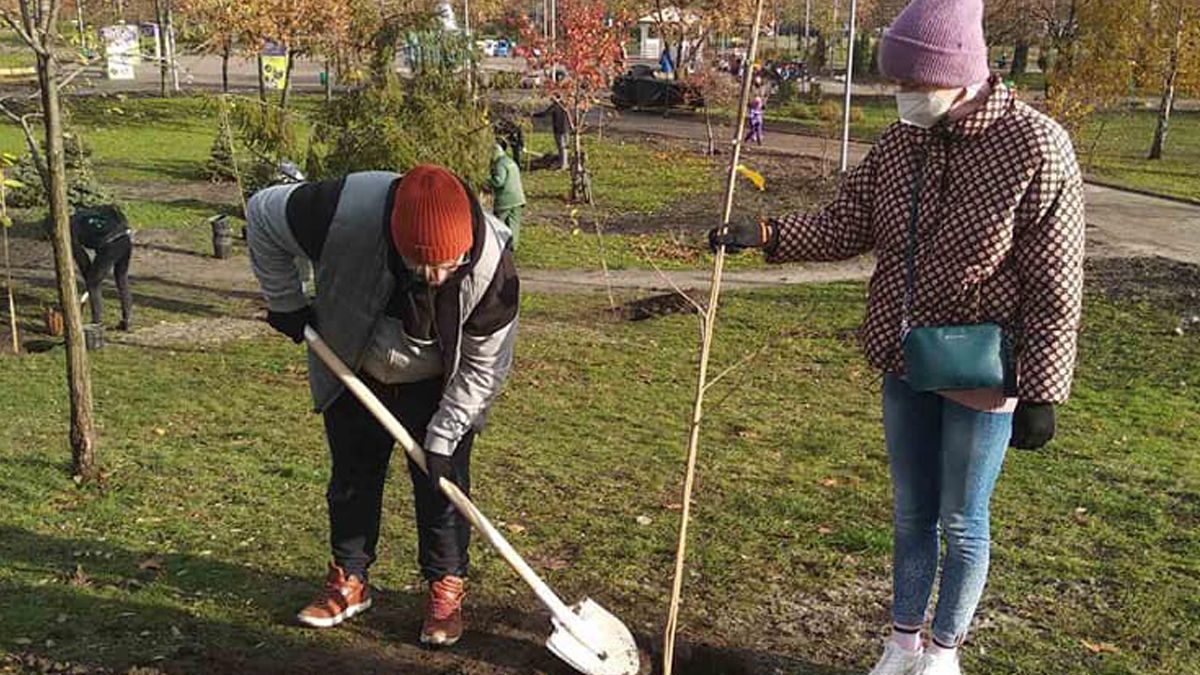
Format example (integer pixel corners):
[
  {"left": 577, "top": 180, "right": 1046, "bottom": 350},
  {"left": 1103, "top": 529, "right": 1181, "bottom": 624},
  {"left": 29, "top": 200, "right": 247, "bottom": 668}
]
[{"left": 546, "top": 598, "right": 640, "bottom": 675}]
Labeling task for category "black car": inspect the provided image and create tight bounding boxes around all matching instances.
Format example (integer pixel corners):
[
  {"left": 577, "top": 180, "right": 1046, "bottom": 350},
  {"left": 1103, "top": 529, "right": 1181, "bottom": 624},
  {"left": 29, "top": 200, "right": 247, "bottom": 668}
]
[{"left": 610, "top": 65, "right": 704, "bottom": 110}]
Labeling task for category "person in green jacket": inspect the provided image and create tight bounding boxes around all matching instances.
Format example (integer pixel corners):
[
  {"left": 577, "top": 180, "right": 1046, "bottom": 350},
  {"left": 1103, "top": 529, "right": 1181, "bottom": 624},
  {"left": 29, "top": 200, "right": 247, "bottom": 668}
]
[{"left": 488, "top": 140, "right": 526, "bottom": 249}]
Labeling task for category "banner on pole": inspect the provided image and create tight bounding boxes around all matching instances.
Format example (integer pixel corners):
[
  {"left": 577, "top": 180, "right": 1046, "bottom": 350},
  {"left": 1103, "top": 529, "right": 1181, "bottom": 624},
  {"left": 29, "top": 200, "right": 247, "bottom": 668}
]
[
  {"left": 261, "top": 41, "right": 289, "bottom": 91},
  {"left": 100, "top": 24, "right": 139, "bottom": 80}
]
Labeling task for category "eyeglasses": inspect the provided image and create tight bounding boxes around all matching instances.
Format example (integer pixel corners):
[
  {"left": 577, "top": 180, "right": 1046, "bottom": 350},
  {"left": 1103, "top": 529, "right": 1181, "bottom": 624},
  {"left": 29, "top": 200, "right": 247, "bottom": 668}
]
[{"left": 404, "top": 253, "right": 470, "bottom": 283}]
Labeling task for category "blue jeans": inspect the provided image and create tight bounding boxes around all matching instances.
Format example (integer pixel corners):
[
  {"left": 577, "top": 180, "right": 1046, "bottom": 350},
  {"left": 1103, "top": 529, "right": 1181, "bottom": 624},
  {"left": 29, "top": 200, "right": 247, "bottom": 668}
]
[{"left": 883, "top": 375, "right": 1012, "bottom": 647}]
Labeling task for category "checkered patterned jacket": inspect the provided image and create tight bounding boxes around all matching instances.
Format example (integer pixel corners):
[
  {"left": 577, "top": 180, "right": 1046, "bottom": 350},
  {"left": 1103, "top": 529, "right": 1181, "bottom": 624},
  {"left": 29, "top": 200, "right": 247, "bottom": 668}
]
[{"left": 766, "top": 80, "right": 1085, "bottom": 403}]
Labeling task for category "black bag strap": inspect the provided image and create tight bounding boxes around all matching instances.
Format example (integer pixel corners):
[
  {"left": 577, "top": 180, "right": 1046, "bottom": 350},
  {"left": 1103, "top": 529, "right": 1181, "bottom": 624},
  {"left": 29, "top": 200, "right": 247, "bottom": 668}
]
[{"left": 902, "top": 149, "right": 929, "bottom": 335}]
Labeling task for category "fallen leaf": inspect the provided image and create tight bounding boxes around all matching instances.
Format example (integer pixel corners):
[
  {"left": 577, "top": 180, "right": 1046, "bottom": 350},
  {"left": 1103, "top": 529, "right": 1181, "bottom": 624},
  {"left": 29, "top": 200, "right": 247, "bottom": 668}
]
[
  {"left": 153, "top": 427, "right": 166, "bottom": 436},
  {"left": 68, "top": 563, "right": 90, "bottom": 588},
  {"left": 1072, "top": 507, "right": 1089, "bottom": 525},
  {"left": 820, "top": 477, "right": 839, "bottom": 487},
  {"left": 1080, "top": 639, "right": 1120, "bottom": 654},
  {"left": 505, "top": 522, "right": 527, "bottom": 534},
  {"left": 138, "top": 554, "right": 164, "bottom": 572},
  {"left": 636, "top": 515, "right": 653, "bottom": 526},
  {"left": 817, "top": 526, "right": 834, "bottom": 535}
]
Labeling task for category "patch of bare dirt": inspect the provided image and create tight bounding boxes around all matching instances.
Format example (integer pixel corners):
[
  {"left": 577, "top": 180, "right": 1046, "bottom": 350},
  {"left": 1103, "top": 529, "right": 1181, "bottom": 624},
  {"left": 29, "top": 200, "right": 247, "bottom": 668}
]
[
  {"left": 112, "top": 316, "right": 272, "bottom": 349},
  {"left": 110, "top": 180, "right": 240, "bottom": 207},
  {"left": 1085, "top": 257, "right": 1200, "bottom": 333}
]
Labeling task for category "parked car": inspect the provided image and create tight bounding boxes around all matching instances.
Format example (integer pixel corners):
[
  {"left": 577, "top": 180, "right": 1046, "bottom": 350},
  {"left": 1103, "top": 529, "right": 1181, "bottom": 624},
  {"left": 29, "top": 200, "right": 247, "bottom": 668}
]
[
  {"left": 494, "top": 38, "right": 510, "bottom": 58},
  {"left": 610, "top": 65, "right": 704, "bottom": 110},
  {"left": 519, "top": 65, "right": 568, "bottom": 88}
]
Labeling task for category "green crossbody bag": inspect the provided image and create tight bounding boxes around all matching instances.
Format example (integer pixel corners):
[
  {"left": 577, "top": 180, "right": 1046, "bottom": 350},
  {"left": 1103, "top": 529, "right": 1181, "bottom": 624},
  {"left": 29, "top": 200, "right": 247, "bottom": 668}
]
[{"left": 900, "top": 153, "right": 1014, "bottom": 393}]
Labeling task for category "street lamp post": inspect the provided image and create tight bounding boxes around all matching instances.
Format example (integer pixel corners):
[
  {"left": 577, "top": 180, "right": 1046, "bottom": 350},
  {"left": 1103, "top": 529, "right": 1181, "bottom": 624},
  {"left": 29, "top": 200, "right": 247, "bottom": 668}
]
[{"left": 839, "top": 0, "right": 857, "bottom": 173}]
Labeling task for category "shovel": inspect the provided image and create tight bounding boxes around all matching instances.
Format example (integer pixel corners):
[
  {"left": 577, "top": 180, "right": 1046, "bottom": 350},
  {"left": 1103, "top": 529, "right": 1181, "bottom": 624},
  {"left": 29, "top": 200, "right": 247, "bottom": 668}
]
[{"left": 304, "top": 326, "right": 640, "bottom": 675}]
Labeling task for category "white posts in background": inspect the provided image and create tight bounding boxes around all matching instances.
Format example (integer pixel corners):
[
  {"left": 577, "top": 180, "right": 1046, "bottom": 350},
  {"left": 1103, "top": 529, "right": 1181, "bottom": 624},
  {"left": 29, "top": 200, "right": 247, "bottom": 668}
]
[
  {"left": 166, "top": 0, "right": 179, "bottom": 92},
  {"left": 76, "top": 0, "right": 87, "bottom": 51},
  {"left": 839, "top": 0, "right": 857, "bottom": 173},
  {"left": 803, "top": 0, "right": 811, "bottom": 57},
  {"left": 802, "top": 0, "right": 811, "bottom": 93}
]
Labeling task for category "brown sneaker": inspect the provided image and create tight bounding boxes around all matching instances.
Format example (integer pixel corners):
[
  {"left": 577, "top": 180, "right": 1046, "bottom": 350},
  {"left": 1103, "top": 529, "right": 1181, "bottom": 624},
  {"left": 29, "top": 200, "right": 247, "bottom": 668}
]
[
  {"left": 419, "top": 575, "right": 465, "bottom": 646},
  {"left": 296, "top": 562, "right": 372, "bottom": 628}
]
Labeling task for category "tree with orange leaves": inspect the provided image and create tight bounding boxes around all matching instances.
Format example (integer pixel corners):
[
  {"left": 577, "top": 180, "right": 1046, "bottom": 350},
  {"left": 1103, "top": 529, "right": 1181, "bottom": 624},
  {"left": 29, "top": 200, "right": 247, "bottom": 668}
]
[
  {"left": 238, "top": 0, "right": 352, "bottom": 108},
  {"left": 519, "top": 0, "right": 629, "bottom": 204},
  {"left": 176, "top": 0, "right": 250, "bottom": 92}
]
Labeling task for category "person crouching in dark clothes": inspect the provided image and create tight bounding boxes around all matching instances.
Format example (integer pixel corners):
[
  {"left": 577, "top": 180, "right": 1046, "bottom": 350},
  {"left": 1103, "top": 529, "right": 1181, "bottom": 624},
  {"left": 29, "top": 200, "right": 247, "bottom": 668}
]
[{"left": 71, "top": 205, "right": 133, "bottom": 331}]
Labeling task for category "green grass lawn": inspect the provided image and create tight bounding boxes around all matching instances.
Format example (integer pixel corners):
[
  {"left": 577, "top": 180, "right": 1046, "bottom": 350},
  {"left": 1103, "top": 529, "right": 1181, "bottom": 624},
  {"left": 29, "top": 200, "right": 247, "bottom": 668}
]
[
  {"left": 754, "top": 94, "right": 1200, "bottom": 203},
  {"left": 0, "top": 96, "right": 736, "bottom": 269},
  {"left": 0, "top": 50, "right": 33, "bottom": 70},
  {"left": 1, "top": 281, "right": 1197, "bottom": 674},
  {"left": 1076, "top": 108, "right": 1200, "bottom": 202}
]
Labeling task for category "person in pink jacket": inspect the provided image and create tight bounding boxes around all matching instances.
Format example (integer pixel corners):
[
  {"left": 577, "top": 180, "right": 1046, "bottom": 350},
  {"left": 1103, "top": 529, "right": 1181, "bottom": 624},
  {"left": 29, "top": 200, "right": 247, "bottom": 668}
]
[
  {"left": 710, "top": 1, "right": 1085, "bottom": 674},
  {"left": 745, "top": 95, "right": 765, "bottom": 145}
]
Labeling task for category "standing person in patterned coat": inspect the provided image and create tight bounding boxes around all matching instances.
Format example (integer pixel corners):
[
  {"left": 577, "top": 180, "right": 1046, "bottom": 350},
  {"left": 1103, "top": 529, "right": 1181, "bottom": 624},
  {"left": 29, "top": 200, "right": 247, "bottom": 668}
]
[{"left": 709, "top": 1, "right": 1085, "bottom": 674}]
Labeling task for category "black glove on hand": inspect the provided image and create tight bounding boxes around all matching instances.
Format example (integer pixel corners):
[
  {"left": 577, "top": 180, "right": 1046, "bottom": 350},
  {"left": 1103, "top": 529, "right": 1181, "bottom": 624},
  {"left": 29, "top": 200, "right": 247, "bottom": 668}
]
[
  {"left": 425, "top": 452, "right": 456, "bottom": 494},
  {"left": 707, "top": 218, "right": 777, "bottom": 254},
  {"left": 1010, "top": 401, "right": 1056, "bottom": 450},
  {"left": 266, "top": 306, "right": 314, "bottom": 344}
]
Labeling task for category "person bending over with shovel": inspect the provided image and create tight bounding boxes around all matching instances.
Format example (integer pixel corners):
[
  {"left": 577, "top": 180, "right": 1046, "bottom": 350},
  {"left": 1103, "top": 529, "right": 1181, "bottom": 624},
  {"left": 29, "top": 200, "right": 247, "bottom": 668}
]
[
  {"left": 246, "top": 164, "right": 519, "bottom": 647},
  {"left": 709, "top": 0, "right": 1084, "bottom": 673}
]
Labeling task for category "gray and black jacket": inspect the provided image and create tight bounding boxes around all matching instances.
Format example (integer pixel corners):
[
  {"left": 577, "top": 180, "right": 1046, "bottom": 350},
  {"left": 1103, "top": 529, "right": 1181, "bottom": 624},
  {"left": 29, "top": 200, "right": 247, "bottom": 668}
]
[{"left": 246, "top": 171, "right": 519, "bottom": 456}]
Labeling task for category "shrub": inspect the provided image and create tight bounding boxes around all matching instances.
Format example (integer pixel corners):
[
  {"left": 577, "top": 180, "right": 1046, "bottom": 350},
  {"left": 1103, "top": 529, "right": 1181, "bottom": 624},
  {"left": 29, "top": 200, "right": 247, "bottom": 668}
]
[
  {"left": 786, "top": 103, "right": 815, "bottom": 120},
  {"left": 486, "top": 70, "right": 522, "bottom": 90},
  {"left": 804, "top": 82, "right": 823, "bottom": 104},
  {"left": 849, "top": 105, "right": 865, "bottom": 123},
  {"left": 773, "top": 78, "right": 798, "bottom": 105},
  {"left": 818, "top": 100, "right": 841, "bottom": 122},
  {"left": 205, "top": 129, "right": 237, "bottom": 183},
  {"left": 313, "top": 24, "right": 492, "bottom": 188},
  {"left": 8, "top": 126, "right": 114, "bottom": 210}
]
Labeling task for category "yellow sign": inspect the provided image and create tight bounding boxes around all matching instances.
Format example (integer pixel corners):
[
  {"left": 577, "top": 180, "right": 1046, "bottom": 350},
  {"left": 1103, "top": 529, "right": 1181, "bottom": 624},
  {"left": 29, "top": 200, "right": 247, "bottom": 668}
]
[{"left": 261, "top": 55, "right": 289, "bottom": 91}]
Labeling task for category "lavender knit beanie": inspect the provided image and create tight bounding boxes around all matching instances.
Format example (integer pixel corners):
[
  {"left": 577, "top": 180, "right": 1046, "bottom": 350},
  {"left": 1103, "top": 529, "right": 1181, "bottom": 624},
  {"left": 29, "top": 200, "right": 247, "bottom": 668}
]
[{"left": 879, "top": 0, "right": 990, "bottom": 88}]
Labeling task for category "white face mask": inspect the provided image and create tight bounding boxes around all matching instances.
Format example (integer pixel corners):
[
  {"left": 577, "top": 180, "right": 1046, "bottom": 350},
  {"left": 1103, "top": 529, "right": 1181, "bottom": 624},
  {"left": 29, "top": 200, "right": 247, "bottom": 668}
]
[{"left": 895, "top": 88, "right": 963, "bottom": 128}]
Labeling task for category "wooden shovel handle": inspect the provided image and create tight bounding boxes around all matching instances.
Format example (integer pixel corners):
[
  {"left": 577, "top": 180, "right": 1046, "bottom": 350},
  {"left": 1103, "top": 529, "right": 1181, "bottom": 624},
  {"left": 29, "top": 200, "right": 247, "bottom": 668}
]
[{"left": 302, "top": 327, "right": 604, "bottom": 652}]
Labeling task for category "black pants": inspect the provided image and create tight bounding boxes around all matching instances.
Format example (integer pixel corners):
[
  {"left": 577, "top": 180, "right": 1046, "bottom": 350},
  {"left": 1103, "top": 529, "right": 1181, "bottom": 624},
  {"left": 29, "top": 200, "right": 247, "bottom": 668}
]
[
  {"left": 323, "top": 377, "right": 473, "bottom": 581},
  {"left": 76, "top": 235, "right": 132, "bottom": 326}
]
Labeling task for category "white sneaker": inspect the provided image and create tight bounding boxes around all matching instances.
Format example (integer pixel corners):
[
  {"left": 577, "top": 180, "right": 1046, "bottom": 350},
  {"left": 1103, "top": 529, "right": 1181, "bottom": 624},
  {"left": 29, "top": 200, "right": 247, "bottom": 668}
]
[
  {"left": 914, "top": 651, "right": 963, "bottom": 675},
  {"left": 868, "top": 642, "right": 924, "bottom": 675}
]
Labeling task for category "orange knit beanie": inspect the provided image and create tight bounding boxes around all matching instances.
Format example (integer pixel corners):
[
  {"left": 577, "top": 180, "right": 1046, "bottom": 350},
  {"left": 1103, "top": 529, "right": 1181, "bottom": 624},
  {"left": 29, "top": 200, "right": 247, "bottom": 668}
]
[{"left": 390, "top": 165, "right": 474, "bottom": 264}]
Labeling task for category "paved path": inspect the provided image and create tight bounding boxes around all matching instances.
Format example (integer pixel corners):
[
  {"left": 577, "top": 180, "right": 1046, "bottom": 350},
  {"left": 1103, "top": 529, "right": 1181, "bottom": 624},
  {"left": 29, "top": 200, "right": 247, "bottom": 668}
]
[
  {"left": 606, "top": 111, "right": 1200, "bottom": 265},
  {"left": 520, "top": 258, "right": 877, "bottom": 294}
]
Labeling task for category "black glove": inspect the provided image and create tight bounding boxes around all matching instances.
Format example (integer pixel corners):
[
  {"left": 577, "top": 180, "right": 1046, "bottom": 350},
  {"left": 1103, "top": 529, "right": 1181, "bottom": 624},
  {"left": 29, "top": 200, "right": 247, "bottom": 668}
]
[
  {"left": 1010, "top": 401, "right": 1056, "bottom": 450},
  {"left": 266, "top": 306, "right": 314, "bottom": 344},
  {"left": 425, "top": 452, "right": 456, "bottom": 494},
  {"left": 707, "top": 218, "right": 777, "bottom": 254}
]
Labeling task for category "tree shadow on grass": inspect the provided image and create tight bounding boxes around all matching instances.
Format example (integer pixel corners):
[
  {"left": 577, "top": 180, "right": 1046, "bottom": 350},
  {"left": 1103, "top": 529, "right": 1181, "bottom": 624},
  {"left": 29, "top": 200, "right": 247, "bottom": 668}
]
[
  {"left": 0, "top": 526, "right": 856, "bottom": 674},
  {"left": 0, "top": 526, "right": 596, "bottom": 674},
  {"left": 104, "top": 159, "right": 209, "bottom": 185},
  {"left": 9, "top": 273, "right": 229, "bottom": 321}
]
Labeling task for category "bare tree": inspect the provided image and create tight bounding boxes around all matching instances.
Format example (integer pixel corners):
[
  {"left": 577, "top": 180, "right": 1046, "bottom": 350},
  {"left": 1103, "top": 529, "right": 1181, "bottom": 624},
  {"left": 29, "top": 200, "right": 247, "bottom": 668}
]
[
  {"left": 1145, "top": 0, "right": 1198, "bottom": 160},
  {"left": 1, "top": 0, "right": 98, "bottom": 480}
]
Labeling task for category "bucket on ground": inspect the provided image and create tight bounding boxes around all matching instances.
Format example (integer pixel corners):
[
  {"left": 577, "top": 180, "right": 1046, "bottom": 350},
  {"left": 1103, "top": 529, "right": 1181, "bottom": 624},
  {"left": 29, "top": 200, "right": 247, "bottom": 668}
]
[
  {"left": 210, "top": 215, "right": 234, "bottom": 259},
  {"left": 83, "top": 323, "right": 105, "bottom": 351}
]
